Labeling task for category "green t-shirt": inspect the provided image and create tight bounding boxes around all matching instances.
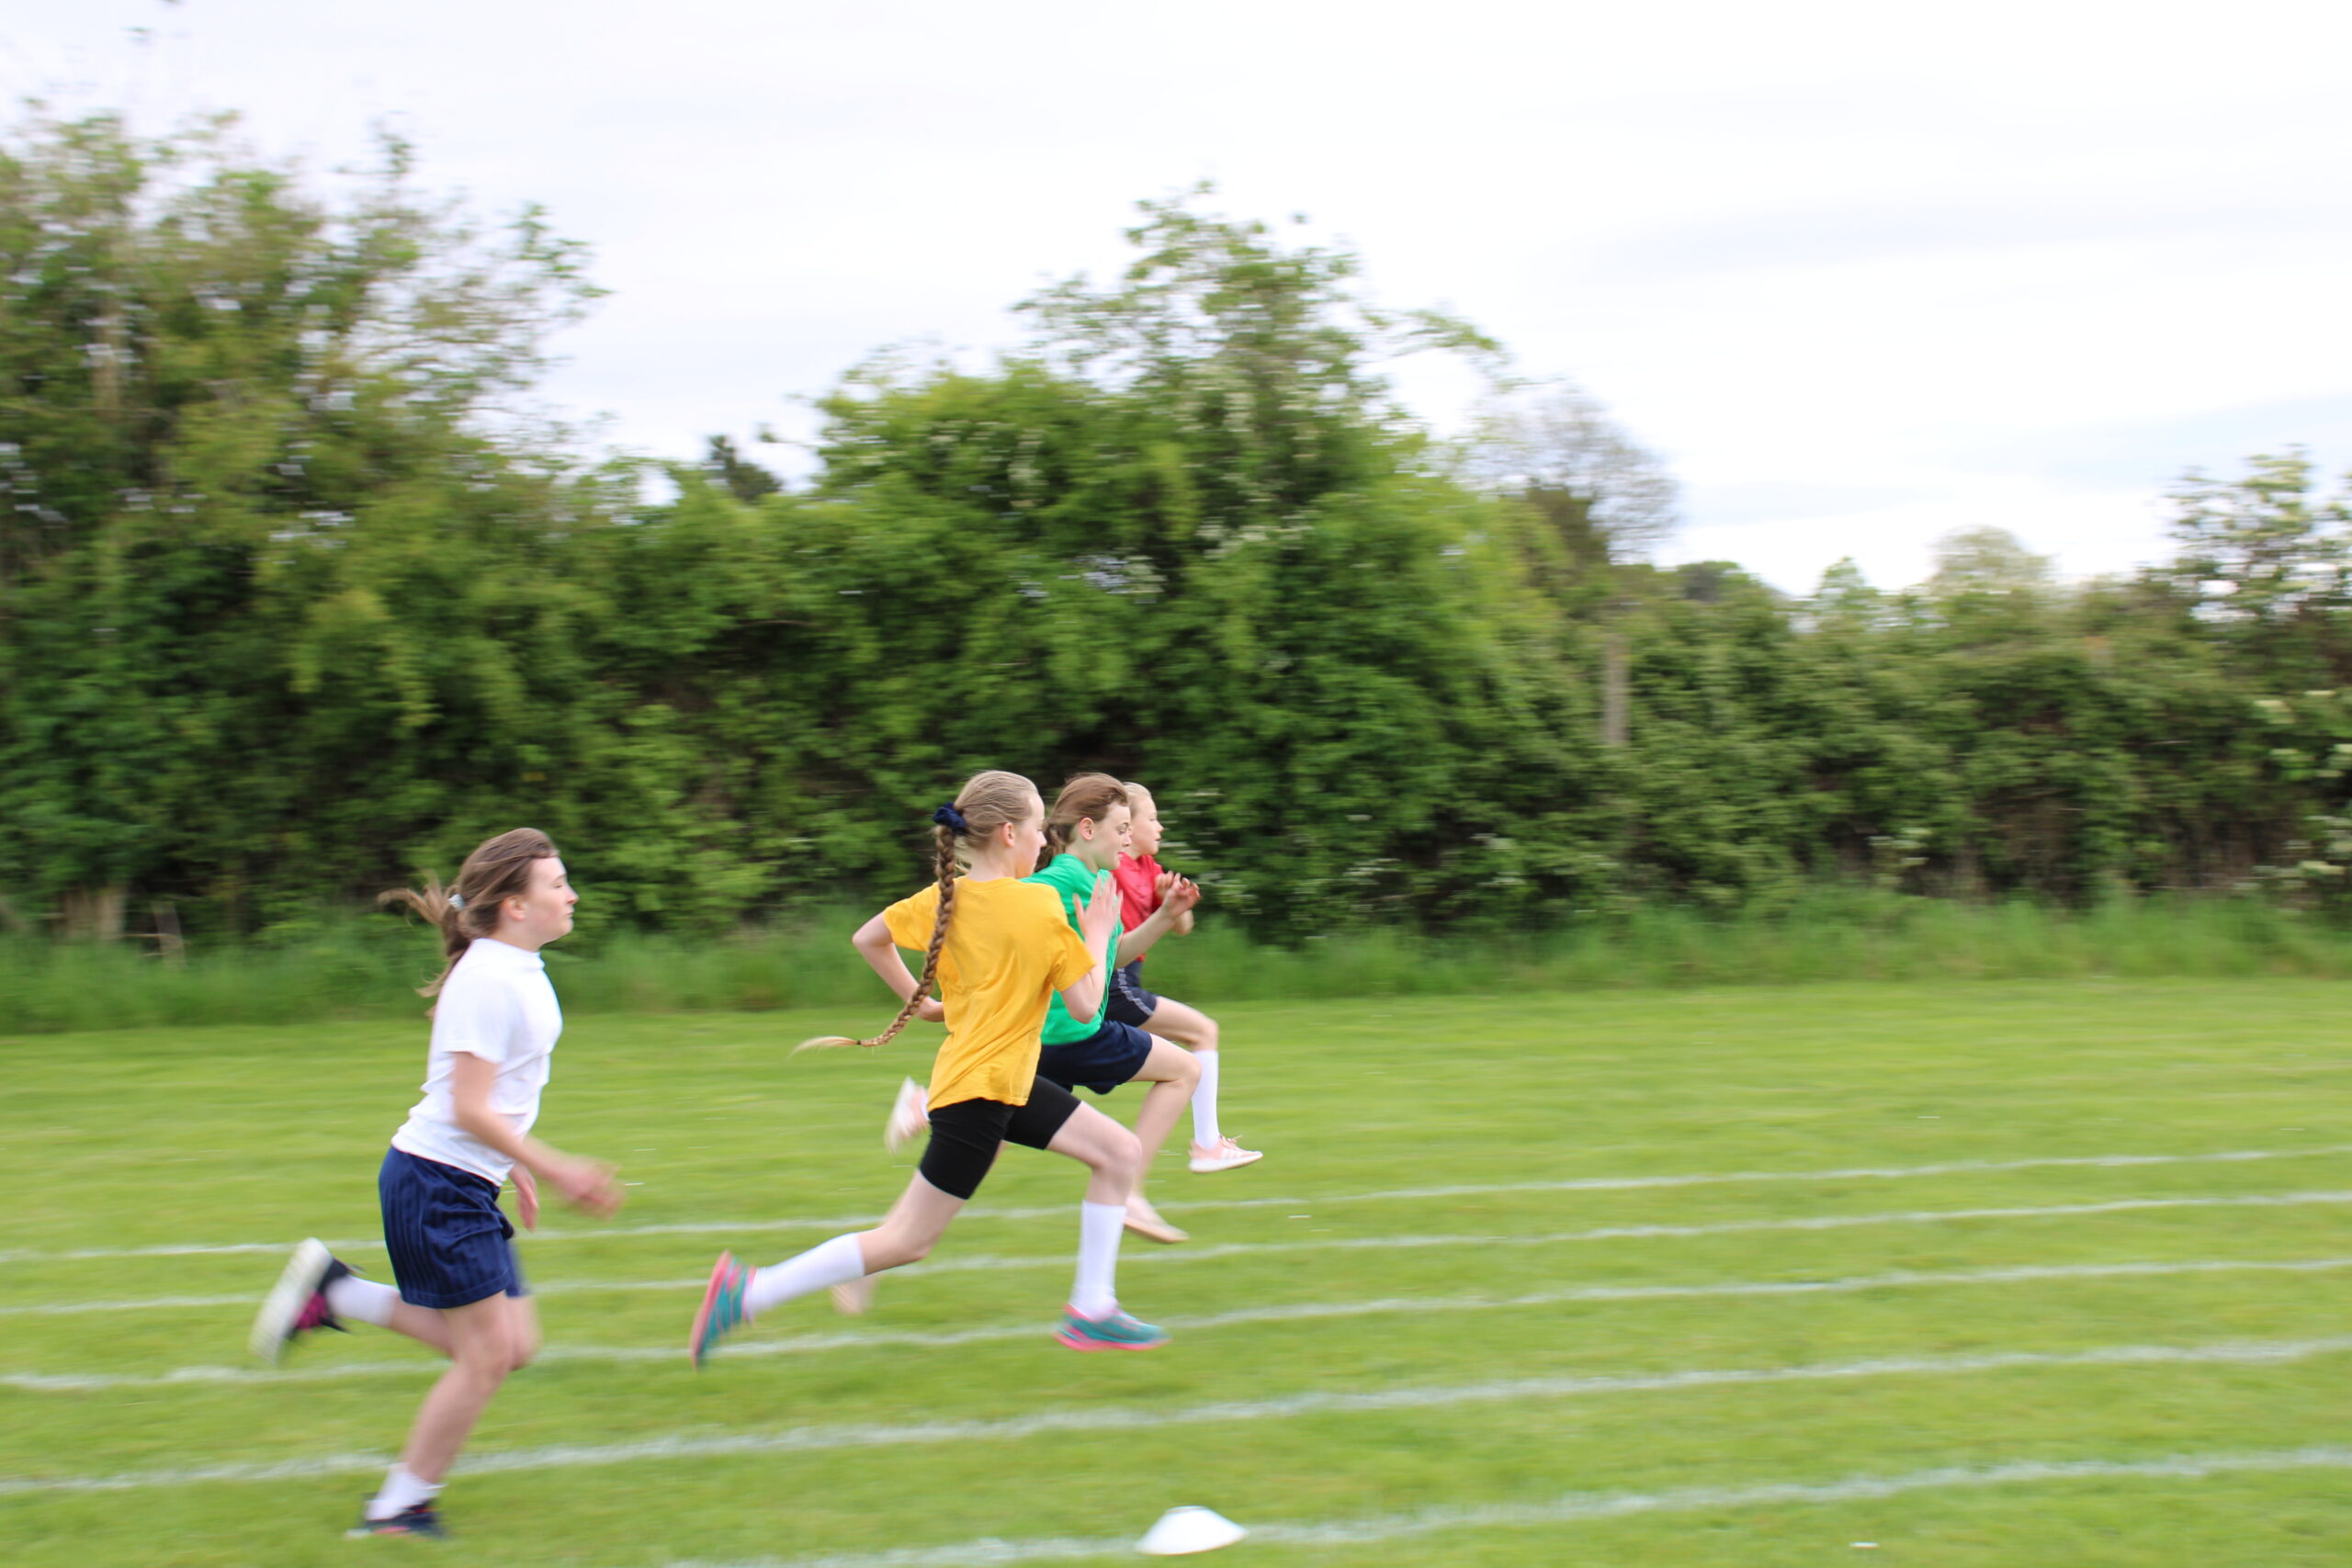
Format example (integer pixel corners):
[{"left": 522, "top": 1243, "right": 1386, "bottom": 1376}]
[{"left": 1024, "top": 852, "right": 1116, "bottom": 1044}]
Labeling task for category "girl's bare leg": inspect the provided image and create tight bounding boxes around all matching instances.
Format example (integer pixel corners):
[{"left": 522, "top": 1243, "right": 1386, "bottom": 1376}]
[{"left": 1124, "top": 1038, "right": 1201, "bottom": 1205}]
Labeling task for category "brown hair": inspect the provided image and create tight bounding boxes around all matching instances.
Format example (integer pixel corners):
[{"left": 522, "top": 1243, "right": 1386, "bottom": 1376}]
[
  {"left": 797, "top": 771, "right": 1039, "bottom": 1053},
  {"left": 379, "top": 828, "right": 560, "bottom": 999},
  {"left": 1042, "top": 773, "right": 1127, "bottom": 862}
]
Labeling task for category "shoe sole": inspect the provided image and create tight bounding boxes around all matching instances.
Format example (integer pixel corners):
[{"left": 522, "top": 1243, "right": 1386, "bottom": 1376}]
[
  {"left": 687, "top": 1251, "right": 736, "bottom": 1368},
  {"left": 250, "top": 1237, "right": 334, "bottom": 1365},
  {"left": 345, "top": 1522, "right": 445, "bottom": 1540},
  {"left": 1188, "top": 1152, "right": 1264, "bottom": 1173},
  {"left": 1123, "top": 1215, "right": 1189, "bottom": 1245},
  {"left": 1055, "top": 1327, "right": 1170, "bottom": 1352}
]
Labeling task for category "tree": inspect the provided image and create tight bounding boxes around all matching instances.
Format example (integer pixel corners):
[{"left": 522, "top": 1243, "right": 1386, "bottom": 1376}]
[
  {"left": 699, "top": 434, "right": 781, "bottom": 503},
  {"left": 1456, "top": 381, "right": 1680, "bottom": 569},
  {"left": 0, "top": 110, "right": 605, "bottom": 935},
  {"left": 1926, "top": 526, "right": 2053, "bottom": 598}
]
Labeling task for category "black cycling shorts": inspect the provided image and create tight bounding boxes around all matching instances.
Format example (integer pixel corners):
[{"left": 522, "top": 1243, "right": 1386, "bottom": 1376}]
[{"left": 915, "top": 1076, "right": 1084, "bottom": 1201}]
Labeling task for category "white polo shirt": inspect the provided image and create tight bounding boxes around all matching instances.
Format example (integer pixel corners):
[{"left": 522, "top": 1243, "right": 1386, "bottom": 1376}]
[{"left": 390, "top": 937, "right": 561, "bottom": 1185}]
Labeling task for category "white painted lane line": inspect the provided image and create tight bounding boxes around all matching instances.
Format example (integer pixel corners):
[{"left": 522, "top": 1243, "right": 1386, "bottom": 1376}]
[
  {"left": 14, "top": 1190, "right": 2352, "bottom": 1317},
  {"left": 8, "top": 1255, "right": 2350, "bottom": 1393},
  {"left": 661, "top": 1445, "right": 2352, "bottom": 1568},
  {"left": 9, "top": 1142, "right": 2345, "bottom": 1264},
  {"left": 6, "top": 1333, "right": 2350, "bottom": 1495}
]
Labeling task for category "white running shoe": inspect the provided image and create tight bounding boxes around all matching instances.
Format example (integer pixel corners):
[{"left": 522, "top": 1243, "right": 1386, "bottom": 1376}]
[
  {"left": 1188, "top": 1136, "right": 1263, "bottom": 1173},
  {"left": 1123, "top": 1193, "right": 1189, "bottom": 1244},
  {"left": 829, "top": 1275, "right": 876, "bottom": 1315},
  {"left": 884, "top": 1077, "right": 930, "bottom": 1153}
]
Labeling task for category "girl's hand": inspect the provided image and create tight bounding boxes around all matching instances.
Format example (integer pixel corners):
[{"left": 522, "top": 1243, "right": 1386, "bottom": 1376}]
[
  {"left": 1154, "top": 870, "right": 1177, "bottom": 901},
  {"left": 914, "top": 995, "right": 946, "bottom": 1023},
  {"left": 514, "top": 1165, "right": 541, "bottom": 1232},
  {"left": 1077, "top": 875, "right": 1121, "bottom": 948},
  {"left": 550, "top": 1156, "right": 626, "bottom": 1218},
  {"left": 1164, "top": 875, "right": 1203, "bottom": 913}
]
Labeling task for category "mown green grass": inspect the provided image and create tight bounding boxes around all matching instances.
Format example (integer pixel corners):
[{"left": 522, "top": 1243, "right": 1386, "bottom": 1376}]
[
  {"left": 3, "top": 980, "right": 2348, "bottom": 1565},
  {"left": 8, "top": 894, "right": 2352, "bottom": 1032}
]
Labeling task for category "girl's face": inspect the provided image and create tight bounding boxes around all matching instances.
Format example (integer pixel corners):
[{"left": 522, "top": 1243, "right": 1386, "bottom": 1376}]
[
  {"left": 1007, "top": 798, "right": 1048, "bottom": 876},
  {"left": 1127, "top": 795, "right": 1162, "bottom": 859},
  {"left": 1072, "top": 803, "right": 1134, "bottom": 872},
  {"left": 503, "top": 856, "right": 578, "bottom": 948}
]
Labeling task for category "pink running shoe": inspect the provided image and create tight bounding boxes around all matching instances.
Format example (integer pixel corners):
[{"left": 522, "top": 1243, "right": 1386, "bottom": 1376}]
[
  {"left": 1123, "top": 1193, "right": 1188, "bottom": 1244},
  {"left": 1187, "top": 1136, "right": 1263, "bottom": 1174}
]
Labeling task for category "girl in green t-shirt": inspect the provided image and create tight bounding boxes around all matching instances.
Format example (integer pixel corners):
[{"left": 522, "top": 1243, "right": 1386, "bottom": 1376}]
[{"left": 1023, "top": 773, "right": 1204, "bottom": 1243}]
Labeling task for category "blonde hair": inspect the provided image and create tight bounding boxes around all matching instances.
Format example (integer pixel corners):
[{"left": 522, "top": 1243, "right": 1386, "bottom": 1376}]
[
  {"left": 798, "top": 771, "right": 1039, "bottom": 1052},
  {"left": 379, "top": 829, "right": 560, "bottom": 1001},
  {"left": 1041, "top": 773, "right": 1127, "bottom": 863}
]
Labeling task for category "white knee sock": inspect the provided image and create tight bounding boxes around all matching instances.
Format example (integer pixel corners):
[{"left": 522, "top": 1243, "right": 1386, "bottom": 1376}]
[
  {"left": 367, "top": 1462, "right": 440, "bottom": 1520},
  {"left": 1070, "top": 1201, "right": 1124, "bottom": 1318},
  {"left": 1190, "top": 1050, "right": 1222, "bottom": 1146},
  {"left": 326, "top": 1273, "right": 401, "bottom": 1328},
  {"left": 743, "top": 1233, "right": 866, "bottom": 1319}
]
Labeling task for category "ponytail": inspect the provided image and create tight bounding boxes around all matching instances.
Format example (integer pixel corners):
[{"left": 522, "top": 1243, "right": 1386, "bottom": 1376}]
[
  {"left": 796, "top": 771, "right": 1039, "bottom": 1054},
  {"left": 379, "top": 828, "right": 559, "bottom": 1001}
]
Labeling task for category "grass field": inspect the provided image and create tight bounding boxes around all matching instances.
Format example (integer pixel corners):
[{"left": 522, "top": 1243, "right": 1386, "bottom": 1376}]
[{"left": 4, "top": 980, "right": 2349, "bottom": 1565}]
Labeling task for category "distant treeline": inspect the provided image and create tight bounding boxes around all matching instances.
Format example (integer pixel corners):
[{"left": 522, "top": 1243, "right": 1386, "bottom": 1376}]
[{"left": 5, "top": 113, "right": 2352, "bottom": 948}]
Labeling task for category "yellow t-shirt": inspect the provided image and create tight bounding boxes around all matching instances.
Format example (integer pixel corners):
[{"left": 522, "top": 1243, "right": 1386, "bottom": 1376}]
[{"left": 882, "top": 875, "right": 1100, "bottom": 1111}]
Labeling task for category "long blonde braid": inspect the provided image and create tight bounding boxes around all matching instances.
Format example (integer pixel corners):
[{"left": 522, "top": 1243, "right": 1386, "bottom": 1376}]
[{"left": 797, "top": 772, "right": 1037, "bottom": 1052}]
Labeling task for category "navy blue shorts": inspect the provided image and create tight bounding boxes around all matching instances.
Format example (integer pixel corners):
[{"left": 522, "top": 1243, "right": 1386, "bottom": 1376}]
[
  {"left": 1036, "top": 1018, "right": 1157, "bottom": 1095},
  {"left": 1106, "top": 959, "right": 1159, "bottom": 1027},
  {"left": 378, "top": 1145, "right": 529, "bottom": 1310}
]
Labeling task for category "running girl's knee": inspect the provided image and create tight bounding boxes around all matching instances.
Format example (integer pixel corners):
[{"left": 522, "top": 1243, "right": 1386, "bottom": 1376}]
[
  {"left": 1171, "top": 1049, "right": 1202, "bottom": 1090},
  {"left": 453, "top": 1327, "right": 516, "bottom": 1389},
  {"left": 1197, "top": 1016, "right": 1220, "bottom": 1052},
  {"left": 1096, "top": 1123, "right": 1144, "bottom": 1185}
]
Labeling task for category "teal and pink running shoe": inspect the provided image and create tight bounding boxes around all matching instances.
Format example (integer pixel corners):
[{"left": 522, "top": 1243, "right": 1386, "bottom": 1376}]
[
  {"left": 689, "top": 1251, "right": 752, "bottom": 1367},
  {"left": 1056, "top": 1304, "right": 1170, "bottom": 1352}
]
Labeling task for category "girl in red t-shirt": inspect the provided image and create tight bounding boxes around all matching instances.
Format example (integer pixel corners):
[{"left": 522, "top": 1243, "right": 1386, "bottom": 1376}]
[{"left": 1106, "top": 782, "right": 1261, "bottom": 1176}]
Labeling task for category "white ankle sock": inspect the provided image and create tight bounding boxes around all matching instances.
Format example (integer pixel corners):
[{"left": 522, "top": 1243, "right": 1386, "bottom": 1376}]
[
  {"left": 1189, "top": 1051, "right": 1222, "bottom": 1146},
  {"left": 743, "top": 1233, "right": 867, "bottom": 1319},
  {"left": 325, "top": 1274, "right": 400, "bottom": 1328},
  {"left": 367, "top": 1462, "right": 440, "bottom": 1520},
  {"left": 1070, "top": 1201, "right": 1124, "bottom": 1318}
]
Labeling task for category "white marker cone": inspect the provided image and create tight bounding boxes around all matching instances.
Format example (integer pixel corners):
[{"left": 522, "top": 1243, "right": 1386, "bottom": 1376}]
[{"left": 1136, "top": 1506, "right": 1247, "bottom": 1556}]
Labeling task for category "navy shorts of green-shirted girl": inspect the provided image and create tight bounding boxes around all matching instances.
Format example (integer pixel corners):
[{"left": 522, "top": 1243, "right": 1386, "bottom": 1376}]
[
  {"left": 378, "top": 1145, "right": 530, "bottom": 1307},
  {"left": 1035, "top": 1017, "right": 1156, "bottom": 1096}
]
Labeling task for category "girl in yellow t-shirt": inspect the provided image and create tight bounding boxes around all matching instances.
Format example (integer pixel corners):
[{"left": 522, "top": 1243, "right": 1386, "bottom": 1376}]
[{"left": 687, "top": 770, "right": 1174, "bottom": 1359}]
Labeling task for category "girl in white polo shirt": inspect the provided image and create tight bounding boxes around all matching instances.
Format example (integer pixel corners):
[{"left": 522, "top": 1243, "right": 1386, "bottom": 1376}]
[{"left": 248, "top": 828, "right": 624, "bottom": 1540}]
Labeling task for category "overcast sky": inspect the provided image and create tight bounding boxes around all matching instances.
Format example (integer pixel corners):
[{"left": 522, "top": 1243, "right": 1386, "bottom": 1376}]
[{"left": 9, "top": 0, "right": 2349, "bottom": 592}]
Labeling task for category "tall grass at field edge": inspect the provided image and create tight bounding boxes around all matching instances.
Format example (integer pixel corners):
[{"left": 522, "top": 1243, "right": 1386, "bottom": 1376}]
[{"left": 1, "top": 895, "right": 2345, "bottom": 1034}]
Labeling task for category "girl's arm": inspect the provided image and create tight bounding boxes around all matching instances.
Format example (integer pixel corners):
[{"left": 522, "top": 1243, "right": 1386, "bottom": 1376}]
[
  {"left": 1116, "top": 875, "right": 1202, "bottom": 960},
  {"left": 448, "top": 1053, "right": 624, "bottom": 1216},
  {"left": 852, "top": 912, "right": 946, "bottom": 1021},
  {"left": 1057, "top": 877, "right": 1122, "bottom": 1023}
]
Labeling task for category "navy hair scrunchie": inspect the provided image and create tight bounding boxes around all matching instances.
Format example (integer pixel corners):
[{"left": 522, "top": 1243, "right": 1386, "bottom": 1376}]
[{"left": 933, "top": 803, "right": 969, "bottom": 834}]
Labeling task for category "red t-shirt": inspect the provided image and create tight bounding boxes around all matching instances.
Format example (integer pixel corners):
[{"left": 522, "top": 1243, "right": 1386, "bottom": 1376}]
[{"left": 1114, "top": 852, "right": 1164, "bottom": 935}]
